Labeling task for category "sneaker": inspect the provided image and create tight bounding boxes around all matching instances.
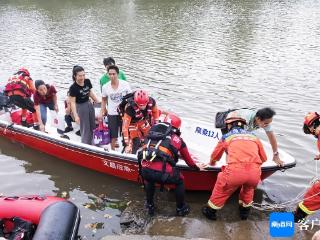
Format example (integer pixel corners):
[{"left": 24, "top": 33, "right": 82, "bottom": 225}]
[
  {"left": 75, "top": 130, "right": 81, "bottom": 136},
  {"left": 64, "top": 126, "right": 73, "bottom": 133},
  {"left": 239, "top": 205, "right": 251, "bottom": 220},
  {"left": 57, "top": 129, "right": 64, "bottom": 134},
  {"left": 176, "top": 204, "right": 190, "bottom": 217},
  {"left": 202, "top": 206, "right": 217, "bottom": 220},
  {"left": 33, "top": 125, "right": 40, "bottom": 131},
  {"left": 60, "top": 134, "right": 70, "bottom": 140}
]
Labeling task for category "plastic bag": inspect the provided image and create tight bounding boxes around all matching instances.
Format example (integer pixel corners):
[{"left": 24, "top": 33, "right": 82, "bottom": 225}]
[
  {"left": 93, "top": 122, "right": 110, "bottom": 146},
  {"left": 50, "top": 110, "right": 65, "bottom": 131}
]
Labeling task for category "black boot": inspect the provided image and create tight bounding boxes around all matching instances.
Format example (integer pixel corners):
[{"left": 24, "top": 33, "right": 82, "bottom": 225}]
[
  {"left": 176, "top": 204, "right": 190, "bottom": 217},
  {"left": 33, "top": 125, "right": 40, "bottom": 131},
  {"left": 239, "top": 205, "right": 251, "bottom": 220},
  {"left": 21, "top": 119, "right": 28, "bottom": 127},
  {"left": 202, "top": 206, "right": 217, "bottom": 220},
  {"left": 294, "top": 206, "right": 308, "bottom": 223},
  {"left": 64, "top": 126, "right": 73, "bottom": 133},
  {"left": 146, "top": 203, "right": 155, "bottom": 216},
  {"left": 0, "top": 219, "right": 4, "bottom": 237}
]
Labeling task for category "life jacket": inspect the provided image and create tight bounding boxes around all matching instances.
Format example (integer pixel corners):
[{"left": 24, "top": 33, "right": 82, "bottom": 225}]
[
  {"left": 138, "top": 122, "right": 180, "bottom": 191},
  {"left": 118, "top": 92, "right": 155, "bottom": 123},
  {"left": 0, "top": 217, "right": 35, "bottom": 240},
  {"left": 10, "top": 109, "right": 34, "bottom": 126},
  {"left": 4, "top": 72, "right": 33, "bottom": 98},
  {"left": 141, "top": 122, "right": 179, "bottom": 166},
  {"left": 117, "top": 92, "right": 135, "bottom": 117}
]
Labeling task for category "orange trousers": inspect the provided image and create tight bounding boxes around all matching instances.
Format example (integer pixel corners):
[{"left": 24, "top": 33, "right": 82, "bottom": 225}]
[
  {"left": 299, "top": 181, "right": 320, "bottom": 214},
  {"left": 208, "top": 164, "right": 261, "bottom": 209},
  {"left": 127, "top": 120, "right": 151, "bottom": 153},
  {"left": 128, "top": 120, "right": 150, "bottom": 140}
]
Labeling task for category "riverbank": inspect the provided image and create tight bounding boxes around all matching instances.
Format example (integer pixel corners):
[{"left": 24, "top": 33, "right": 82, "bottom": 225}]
[{"left": 104, "top": 198, "right": 319, "bottom": 239}]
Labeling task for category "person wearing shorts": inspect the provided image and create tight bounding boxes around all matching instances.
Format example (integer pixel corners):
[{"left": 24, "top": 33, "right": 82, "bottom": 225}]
[{"left": 100, "top": 65, "right": 131, "bottom": 150}]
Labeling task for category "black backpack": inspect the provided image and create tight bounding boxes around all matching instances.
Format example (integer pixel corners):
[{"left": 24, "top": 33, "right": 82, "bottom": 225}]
[
  {"left": 142, "top": 122, "right": 177, "bottom": 164},
  {"left": 137, "top": 122, "right": 179, "bottom": 191},
  {"left": 215, "top": 108, "right": 251, "bottom": 129},
  {"left": 215, "top": 109, "right": 238, "bottom": 129},
  {"left": 117, "top": 92, "right": 135, "bottom": 117}
]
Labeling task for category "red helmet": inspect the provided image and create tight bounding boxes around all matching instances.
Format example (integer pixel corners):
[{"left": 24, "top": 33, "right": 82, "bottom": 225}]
[
  {"left": 18, "top": 67, "right": 30, "bottom": 76},
  {"left": 225, "top": 112, "right": 247, "bottom": 125},
  {"left": 134, "top": 90, "right": 149, "bottom": 106},
  {"left": 164, "top": 113, "right": 181, "bottom": 129},
  {"left": 304, "top": 112, "right": 320, "bottom": 127}
]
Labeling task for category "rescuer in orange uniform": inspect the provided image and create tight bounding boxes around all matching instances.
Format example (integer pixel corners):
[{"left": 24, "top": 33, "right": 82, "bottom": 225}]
[
  {"left": 122, "top": 90, "right": 159, "bottom": 154},
  {"left": 294, "top": 112, "right": 320, "bottom": 222},
  {"left": 4, "top": 68, "right": 39, "bottom": 129},
  {"left": 202, "top": 112, "right": 267, "bottom": 220}
]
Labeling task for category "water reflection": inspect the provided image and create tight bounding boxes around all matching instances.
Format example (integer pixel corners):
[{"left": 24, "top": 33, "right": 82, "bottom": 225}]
[{"left": 0, "top": 138, "right": 134, "bottom": 238}]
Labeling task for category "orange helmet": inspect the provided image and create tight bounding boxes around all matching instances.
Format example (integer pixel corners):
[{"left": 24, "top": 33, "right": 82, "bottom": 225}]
[
  {"left": 134, "top": 90, "right": 149, "bottom": 107},
  {"left": 18, "top": 67, "right": 30, "bottom": 76},
  {"left": 225, "top": 111, "right": 247, "bottom": 125},
  {"left": 304, "top": 112, "right": 320, "bottom": 127},
  {"left": 164, "top": 113, "right": 181, "bottom": 129}
]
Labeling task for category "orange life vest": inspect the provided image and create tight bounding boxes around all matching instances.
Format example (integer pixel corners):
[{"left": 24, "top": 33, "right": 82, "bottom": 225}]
[{"left": 5, "top": 73, "right": 33, "bottom": 98}]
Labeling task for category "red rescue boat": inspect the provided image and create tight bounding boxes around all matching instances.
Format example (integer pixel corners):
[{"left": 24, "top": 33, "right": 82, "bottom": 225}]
[{"left": 0, "top": 108, "right": 296, "bottom": 191}]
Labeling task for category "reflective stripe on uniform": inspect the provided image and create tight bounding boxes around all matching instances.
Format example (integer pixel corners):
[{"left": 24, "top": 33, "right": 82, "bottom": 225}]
[
  {"left": 239, "top": 200, "right": 253, "bottom": 207},
  {"left": 208, "top": 200, "right": 223, "bottom": 209},
  {"left": 299, "top": 202, "right": 315, "bottom": 215}
]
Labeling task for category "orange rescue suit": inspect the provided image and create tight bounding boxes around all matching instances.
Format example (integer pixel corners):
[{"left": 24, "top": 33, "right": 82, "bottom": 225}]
[
  {"left": 298, "top": 135, "right": 320, "bottom": 215},
  {"left": 208, "top": 127, "right": 267, "bottom": 209},
  {"left": 122, "top": 97, "right": 159, "bottom": 149}
]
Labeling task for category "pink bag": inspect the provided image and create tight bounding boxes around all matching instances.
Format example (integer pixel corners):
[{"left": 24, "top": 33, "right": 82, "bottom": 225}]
[{"left": 93, "top": 122, "right": 110, "bottom": 146}]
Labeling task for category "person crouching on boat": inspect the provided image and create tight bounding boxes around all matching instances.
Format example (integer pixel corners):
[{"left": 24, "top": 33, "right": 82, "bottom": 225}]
[
  {"left": 202, "top": 112, "right": 267, "bottom": 220},
  {"left": 228, "top": 107, "right": 283, "bottom": 167},
  {"left": 4, "top": 67, "right": 40, "bottom": 129},
  {"left": 69, "top": 65, "right": 100, "bottom": 145},
  {"left": 122, "top": 89, "right": 159, "bottom": 154},
  {"left": 294, "top": 112, "right": 320, "bottom": 223},
  {"left": 138, "top": 113, "right": 204, "bottom": 216},
  {"left": 33, "top": 80, "right": 58, "bottom": 132}
]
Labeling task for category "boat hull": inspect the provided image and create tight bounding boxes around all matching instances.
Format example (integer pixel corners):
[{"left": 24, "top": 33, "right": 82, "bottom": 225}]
[{"left": 0, "top": 124, "right": 293, "bottom": 191}]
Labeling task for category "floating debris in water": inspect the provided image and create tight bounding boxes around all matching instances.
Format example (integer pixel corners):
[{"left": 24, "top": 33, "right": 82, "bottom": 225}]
[
  {"left": 61, "top": 191, "right": 68, "bottom": 198},
  {"left": 104, "top": 214, "right": 112, "bottom": 219}
]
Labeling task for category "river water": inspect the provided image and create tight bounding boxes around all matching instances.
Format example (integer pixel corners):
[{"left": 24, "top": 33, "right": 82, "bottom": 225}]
[{"left": 0, "top": 0, "right": 319, "bottom": 239}]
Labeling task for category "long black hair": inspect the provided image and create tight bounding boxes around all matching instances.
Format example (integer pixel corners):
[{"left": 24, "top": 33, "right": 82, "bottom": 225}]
[{"left": 72, "top": 65, "right": 84, "bottom": 81}]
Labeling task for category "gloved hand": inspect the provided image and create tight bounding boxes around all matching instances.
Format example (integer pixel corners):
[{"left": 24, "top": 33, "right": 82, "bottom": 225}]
[{"left": 125, "top": 145, "right": 132, "bottom": 154}]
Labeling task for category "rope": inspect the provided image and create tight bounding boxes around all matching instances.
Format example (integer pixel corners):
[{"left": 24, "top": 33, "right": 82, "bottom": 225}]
[{"left": 252, "top": 159, "right": 320, "bottom": 211}]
